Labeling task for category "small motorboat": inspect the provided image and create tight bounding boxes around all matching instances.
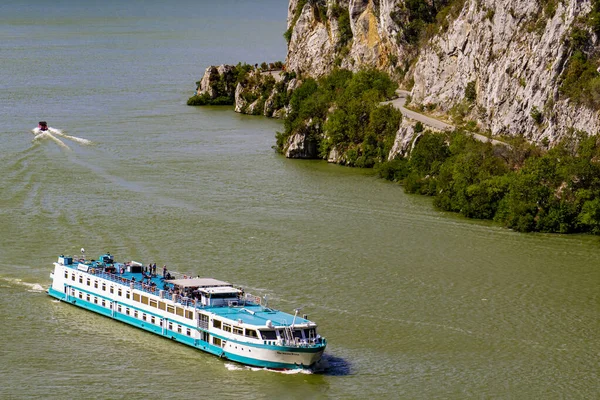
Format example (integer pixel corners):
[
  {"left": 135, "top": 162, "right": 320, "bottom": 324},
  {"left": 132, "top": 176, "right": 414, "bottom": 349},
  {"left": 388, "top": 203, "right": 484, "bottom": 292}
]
[{"left": 38, "top": 121, "right": 49, "bottom": 131}]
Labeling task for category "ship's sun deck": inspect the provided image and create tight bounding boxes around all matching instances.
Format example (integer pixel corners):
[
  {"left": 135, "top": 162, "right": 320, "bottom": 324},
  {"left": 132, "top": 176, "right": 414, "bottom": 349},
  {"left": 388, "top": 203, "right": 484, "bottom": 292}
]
[{"left": 61, "top": 256, "right": 311, "bottom": 328}]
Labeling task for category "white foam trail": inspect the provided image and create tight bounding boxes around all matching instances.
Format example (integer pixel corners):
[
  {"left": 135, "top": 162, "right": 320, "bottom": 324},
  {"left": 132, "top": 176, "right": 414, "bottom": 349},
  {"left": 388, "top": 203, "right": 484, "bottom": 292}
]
[
  {"left": 49, "top": 127, "right": 92, "bottom": 145},
  {"left": 31, "top": 129, "right": 71, "bottom": 150},
  {"left": 45, "top": 132, "right": 71, "bottom": 150},
  {"left": 223, "top": 362, "right": 312, "bottom": 374},
  {"left": 1, "top": 277, "right": 46, "bottom": 292}
]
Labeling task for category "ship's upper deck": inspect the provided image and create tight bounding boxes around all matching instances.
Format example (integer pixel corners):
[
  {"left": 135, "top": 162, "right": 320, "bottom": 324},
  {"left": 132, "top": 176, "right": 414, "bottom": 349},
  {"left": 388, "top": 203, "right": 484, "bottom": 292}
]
[{"left": 57, "top": 254, "right": 313, "bottom": 329}]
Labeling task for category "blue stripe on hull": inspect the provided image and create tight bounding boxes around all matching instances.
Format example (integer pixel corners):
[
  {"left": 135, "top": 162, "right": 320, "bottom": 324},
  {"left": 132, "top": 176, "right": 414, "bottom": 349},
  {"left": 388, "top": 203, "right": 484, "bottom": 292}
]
[{"left": 47, "top": 288, "right": 318, "bottom": 370}]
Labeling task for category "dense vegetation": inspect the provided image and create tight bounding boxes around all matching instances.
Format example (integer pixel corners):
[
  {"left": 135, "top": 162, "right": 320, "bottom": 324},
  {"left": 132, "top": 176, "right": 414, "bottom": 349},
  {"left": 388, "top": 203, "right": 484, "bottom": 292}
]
[
  {"left": 559, "top": 0, "right": 600, "bottom": 109},
  {"left": 391, "top": 0, "right": 466, "bottom": 46},
  {"left": 276, "top": 68, "right": 401, "bottom": 167},
  {"left": 377, "top": 131, "right": 600, "bottom": 234},
  {"left": 187, "top": 63, "right": 254, "bottom": 106},
  {"left": 187, "top": 62, "right": 285, "bottom": 107}
]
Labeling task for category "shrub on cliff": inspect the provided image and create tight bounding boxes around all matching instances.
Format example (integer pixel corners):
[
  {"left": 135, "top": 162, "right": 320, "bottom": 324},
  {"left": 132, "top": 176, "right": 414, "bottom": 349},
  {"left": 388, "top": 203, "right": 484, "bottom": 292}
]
[
  {"left": 187, "top": 63, "right": 254, "bottom": 106},
  {"left": 276, "top": 68, "right": 400, "bottom": 165},
  {"left": 559, "top": 10, "right": 600, "bottom": 109}
]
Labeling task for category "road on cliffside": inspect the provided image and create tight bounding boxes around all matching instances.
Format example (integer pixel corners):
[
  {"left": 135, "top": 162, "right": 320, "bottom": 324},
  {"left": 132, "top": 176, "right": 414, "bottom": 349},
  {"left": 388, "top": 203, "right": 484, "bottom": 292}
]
[{"left": 383, "top": 90, "right": 509, "bottom": 147}]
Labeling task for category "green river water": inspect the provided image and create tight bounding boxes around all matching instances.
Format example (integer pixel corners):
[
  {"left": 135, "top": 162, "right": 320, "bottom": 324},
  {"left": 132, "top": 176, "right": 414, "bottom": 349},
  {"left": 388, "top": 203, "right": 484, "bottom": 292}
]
[{"left": 1, "top": 1, "right": 598, "bottom": 398}]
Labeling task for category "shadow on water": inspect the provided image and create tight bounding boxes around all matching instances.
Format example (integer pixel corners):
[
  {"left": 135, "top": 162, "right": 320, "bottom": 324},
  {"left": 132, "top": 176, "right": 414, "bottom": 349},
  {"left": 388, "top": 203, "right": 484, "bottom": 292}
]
[{"left": 315, "top": 353, "right": 353, "bottom": 376}]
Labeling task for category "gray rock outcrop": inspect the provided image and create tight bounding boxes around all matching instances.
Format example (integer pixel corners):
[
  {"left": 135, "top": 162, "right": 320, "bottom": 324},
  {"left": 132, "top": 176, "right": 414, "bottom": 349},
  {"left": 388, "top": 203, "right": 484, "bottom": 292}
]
[
  {"left": 284, "top": 0, "right": 600, "bottom": 144},
  {"left": 410, "top": 0, "right": 600, "bottom": 143}
]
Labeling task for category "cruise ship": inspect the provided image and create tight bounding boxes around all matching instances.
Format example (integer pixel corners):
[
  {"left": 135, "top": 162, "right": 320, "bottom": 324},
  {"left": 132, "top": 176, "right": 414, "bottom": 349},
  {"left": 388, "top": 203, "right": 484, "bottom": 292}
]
[{"left": 47, "top": 252, "right": 326, "bottom": 369}]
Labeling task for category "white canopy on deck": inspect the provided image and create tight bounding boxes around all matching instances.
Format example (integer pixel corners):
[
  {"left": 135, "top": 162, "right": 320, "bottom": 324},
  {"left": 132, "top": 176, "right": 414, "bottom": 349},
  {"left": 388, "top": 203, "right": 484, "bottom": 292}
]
[{"left": 165, "top": 278, "right": 230, "bottom": 288}]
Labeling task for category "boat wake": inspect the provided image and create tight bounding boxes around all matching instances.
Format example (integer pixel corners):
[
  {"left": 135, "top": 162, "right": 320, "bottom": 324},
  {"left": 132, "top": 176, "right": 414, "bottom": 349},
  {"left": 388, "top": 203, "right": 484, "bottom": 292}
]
[
  {"left": 224, "top": 363, "right": 313, "bottom": 374},
  {"left": 48, "top": 128, "right": 92, "bottom": 145},
  {"left": 32, "top": 126, "right": 92, "bottom": 149},
  {"left": 33, "top": 130, "right": 71, "bottom": 150},
  {"left": 1, "top": 277, "right": 45, "bottom": 292}
]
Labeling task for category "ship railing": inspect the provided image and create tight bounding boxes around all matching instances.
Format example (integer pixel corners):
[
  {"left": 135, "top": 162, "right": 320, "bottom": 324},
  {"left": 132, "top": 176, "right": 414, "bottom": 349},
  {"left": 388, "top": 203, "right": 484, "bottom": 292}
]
[
  {"left": 87, "top": 269, "right": 215, "bottom": 310},
  {"left": 278, "top": 337, "right": 323, "bottom": 348},
  {"left": 90, "top": 271, "right": 164, "bottom": 297}
]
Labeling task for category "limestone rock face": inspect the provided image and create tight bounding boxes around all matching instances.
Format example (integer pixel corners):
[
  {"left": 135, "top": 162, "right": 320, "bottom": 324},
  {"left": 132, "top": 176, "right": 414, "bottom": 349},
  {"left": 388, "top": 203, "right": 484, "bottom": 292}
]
[
  {"left": 388, "top": 119, "right": 416, "bottom": 160},
  {"left": 193, "top": 1, "right": 600, "bottom": 154},
  {"left": 197, "top": 65, "right": 236, "bottom": 98},
  {"left": 284, "top": 0, "right": 600, "bottom": 145},
  {"left": 285, "top": 129, "right": 318, "bottom": 158},
  {"left": 286, "top": 0, "right": 405, "bottom": 77},
  {"left": 234, "top": 82, "right": 245, "bottom": 113},
  {"left": 410, "top": 0, "right": 600, "bottom": 142}
]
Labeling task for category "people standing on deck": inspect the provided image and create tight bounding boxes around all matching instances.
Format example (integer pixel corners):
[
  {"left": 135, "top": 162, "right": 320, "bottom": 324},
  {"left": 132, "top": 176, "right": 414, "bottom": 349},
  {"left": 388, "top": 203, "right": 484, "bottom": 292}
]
[
  {"left": 162, "top": 265, "right": 167, "bottom": 278},
  {"left": 152, "top": 263, "right": 157, "bottom": 276}
]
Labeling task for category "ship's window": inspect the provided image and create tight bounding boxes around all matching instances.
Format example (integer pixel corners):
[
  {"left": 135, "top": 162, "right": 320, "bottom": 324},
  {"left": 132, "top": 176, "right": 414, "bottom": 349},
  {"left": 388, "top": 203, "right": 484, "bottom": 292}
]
[
  {"left": 177, "top": 325, "right": 182, "bottom": 333},
  {"left": 102, "top": 283, "right": 106, "bottom": 291},
  {"left": 86, "top": 294, "right": 90, "bottom": 301},
  {"left": 213, "top": 337, "right": 221, "bottom": 346},
  {"left": 126, "top": 291, "right": 130, "bottom": 299},
  {"left": 71, "top": 273, "right": 76, "bottom": 281},
  {"left": 94, "top": 280, "right": 98, "bottom": 289},
  {"left": 185, "top": 310, "right": 194, "bottom": 320},
  {"left": 213, "top": 320, "right": 222, "bottom": 329},
  {"left": 245, "top": 329, "right": 258, "bottom": 338},
  {"left": 71, "top": 289, "right": 75, "bottom": 296},
  {"left": 79, "top": 276, "right": 83, "bottom": 284},
  {"left": 168, "top": 322, "right": 173, "bottom": 330},
  {"left": 117, "top": 305, "right": 122, "bottom": 313},
  {"left": 87, "top": 278, "right": 90, "bottom": 286},
  {"left": 79, "top": 292, "right": 83, "bottom": 299},
  {"left": 201, "top": 331, "right": 209, "bottom": 342},
  {"left": 64, "top": 270, "right": 68, "bottom": 278},
  {"left": 199, "top": 314, "right": 209, "bottom": 322},
  {"left": 141, "top": 295, "right": 149, "bottom": 305},
  {"left": 93, "top": 297, "right": 97, "bottom": 304},
  {"left": 142, "top": 313, "right": 147, "bottom": 321},
  {"left": 305, "top": 328, "right": 316, "bottom": 339},
  {"left": 110, "top": 286, "right": 114, "bottom": 294},
  {"left": 260, "top": 330, "right": 277, "bottom": 340},
  {"left": 176, "top": 307, "right": 184, "bottom": 317},
  {"left": 167, "top": 305, "right": 175, "bottom": 314},
  {"left": 158, "top": 301, "right": 166, "bottom": 311},
  {"left": 293, "top": 330, "right": 303, "bottom": 339},
  {"left": 126, "top": 308, "right": 130, "bottom": 315},
  {"left": 102, "top": 300, "right": 106, "bottom": 307},
  {"left": 133, "top": 293, "right": 140, "bottom": 302},
  {"left": 151, "top": 316, "right": 155, "bottom": 324},
  {"left": 149, "top": 299, "right": 157, "bottom": 308},
  {"left": 223, "top": 324, "right": 231, "bottom": 333},
  {"left": 186, "top": 328, "right": 191, "bottom": 336},
  {"left": 134, "top": 310, "right": 138, "bottom": 318},
  {"left": 118, "top": 288, "right": 122, "bottom": 297},
  {"left": 232, "top": 326, "right": 243, "bottom": 335}
]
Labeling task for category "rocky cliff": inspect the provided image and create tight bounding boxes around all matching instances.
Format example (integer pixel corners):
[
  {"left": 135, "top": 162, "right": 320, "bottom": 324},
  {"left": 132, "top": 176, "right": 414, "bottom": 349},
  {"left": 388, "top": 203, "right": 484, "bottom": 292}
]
[{"left": 283, "top": 0, "right": 600, "bottom": 143}]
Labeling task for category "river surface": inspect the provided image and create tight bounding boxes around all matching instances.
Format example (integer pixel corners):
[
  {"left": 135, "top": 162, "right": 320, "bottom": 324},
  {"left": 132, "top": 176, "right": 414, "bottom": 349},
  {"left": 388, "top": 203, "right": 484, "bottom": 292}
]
[{"left": 1, "top": 1, "right": 598, "bottom": 398}]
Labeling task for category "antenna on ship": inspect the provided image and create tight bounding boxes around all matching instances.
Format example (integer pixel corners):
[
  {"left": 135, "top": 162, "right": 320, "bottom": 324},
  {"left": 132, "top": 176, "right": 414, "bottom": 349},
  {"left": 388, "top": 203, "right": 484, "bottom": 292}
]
[{"left": 291, "top": 307, "right": 303, "bottom": 329}]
